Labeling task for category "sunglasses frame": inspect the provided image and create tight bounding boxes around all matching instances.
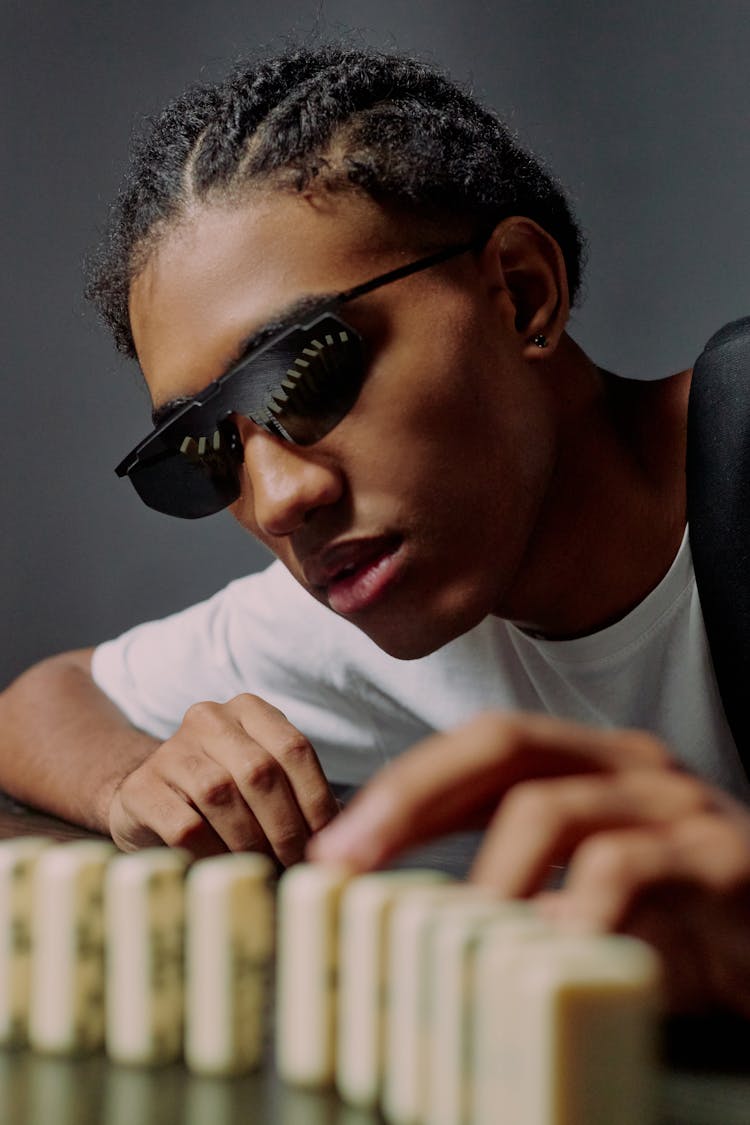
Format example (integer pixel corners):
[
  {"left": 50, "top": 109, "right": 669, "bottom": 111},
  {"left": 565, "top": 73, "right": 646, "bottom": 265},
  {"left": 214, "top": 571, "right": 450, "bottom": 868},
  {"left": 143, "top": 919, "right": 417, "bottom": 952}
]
[{"left": 115, "top": 231, "right": 490, "bottom": 515}]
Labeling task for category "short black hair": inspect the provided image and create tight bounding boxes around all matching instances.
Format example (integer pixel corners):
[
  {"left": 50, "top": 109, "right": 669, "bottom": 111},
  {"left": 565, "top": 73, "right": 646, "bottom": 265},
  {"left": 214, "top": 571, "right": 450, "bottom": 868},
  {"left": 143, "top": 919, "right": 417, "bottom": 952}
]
[{"left": 86, "top": 45, "right": 586, "bottom": 357}]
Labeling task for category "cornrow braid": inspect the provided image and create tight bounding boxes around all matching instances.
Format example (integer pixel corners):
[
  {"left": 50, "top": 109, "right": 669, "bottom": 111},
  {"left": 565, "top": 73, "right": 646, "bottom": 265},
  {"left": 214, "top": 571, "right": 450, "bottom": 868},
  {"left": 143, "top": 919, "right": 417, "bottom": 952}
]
[{"left": 85, "top": 46, "right": 585, "bottom": 357}]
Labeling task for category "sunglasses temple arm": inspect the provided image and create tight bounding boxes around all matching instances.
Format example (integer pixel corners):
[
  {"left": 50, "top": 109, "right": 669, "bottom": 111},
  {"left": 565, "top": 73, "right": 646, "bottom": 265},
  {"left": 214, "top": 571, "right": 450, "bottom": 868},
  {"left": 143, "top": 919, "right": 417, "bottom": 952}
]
[{"left": 335, "top": 232, "right": 491, "bottom": 306}]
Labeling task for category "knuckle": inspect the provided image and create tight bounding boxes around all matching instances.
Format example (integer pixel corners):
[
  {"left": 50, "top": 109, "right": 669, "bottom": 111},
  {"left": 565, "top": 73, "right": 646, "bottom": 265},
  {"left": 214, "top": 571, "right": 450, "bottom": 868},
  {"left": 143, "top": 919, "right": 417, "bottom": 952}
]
[
  {"left": 116, "top": 768, "right": 148, "bottom": 808},
  {"left": 275, "top": 733, "right": 313, "bottom": 767},
  {"left": 231, "top": 831, "right": 270, "bottom": 855},
  {"left": 474, "top": 710, "right": 523, "bottom": 753},
  {"left": 664, "top": 772, "right": 713, "bottom": 812},
  {"left": 676, "top": 816, "right": 750, "bottom": 888},
  {"left": 231, "top": 692, "right": 284, "bottom": 719},
  {"left": 306, "top": 793, "right": 338, "bottom": 831},
  {"left": 621, "top": 728, "right": 673, "bottom": 768},
  {"left": 576, "top": 834, "right": 641, "bottom": 888},
  {"left": 504, "top": 780, "right": 561, "bottom": 825},
  {"left": 241, "top": 756, "right": 282, "bottom": 795},
  {"left": 196, "top": 777, "right": 237, "bottom": 810},
  {"left": 182, "top": 700, "right": 222, "bottom": 731},
  {"left": 230, "top": 691, "right": 262, "bottom": 709},
  {"left": 162, "top": 814, "right": 205, "bottom": 850},
  {"left": 271, "top": 826, "right": 308, "bottom": 864}
]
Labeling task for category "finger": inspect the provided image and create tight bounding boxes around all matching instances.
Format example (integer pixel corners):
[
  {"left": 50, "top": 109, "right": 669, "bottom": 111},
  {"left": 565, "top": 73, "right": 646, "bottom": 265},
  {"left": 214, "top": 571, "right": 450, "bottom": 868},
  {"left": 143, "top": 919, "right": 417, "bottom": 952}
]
[
  {"left": 214, "top": 738, "right": 311, "bottom": 866},
  {"left": 112, "top": 770, "right": 228, "bottom": 858},
  {"left": 308, "top": 712, "right": 671, "bottom": 869},
  {"left": 563, "top": 811, "right": 750, "bottom": 933},
  {"left": 668, "top": 811, "right": 750, "bottom": 890},
  {"left": 162, "top": 744, "right": 274, "bottom": 856},
  {"left": 533, "top": 813, "right": 750, "bottom": 929},
  {"left": 176, "top": 700, "right": 311, "bottom": 862},
  {"left": 543, "top": 826, "right": 687, "bottom": 933},
  {"left": 230, "top": 695, "right": 340, "bottom": 831},
  {"left": 470, "top": 769, "right": 712, "bottom": 896},
  {"left": 536, "top": 817, "right": 750, "bottom": 1016}
]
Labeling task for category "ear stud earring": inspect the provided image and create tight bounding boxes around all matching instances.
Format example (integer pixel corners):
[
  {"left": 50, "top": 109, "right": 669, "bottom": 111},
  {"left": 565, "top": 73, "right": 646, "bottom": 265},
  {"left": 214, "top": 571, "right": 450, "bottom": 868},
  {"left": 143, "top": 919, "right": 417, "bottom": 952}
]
[{"left": 530, "top": 333, "right": 549, "bottom": 349}]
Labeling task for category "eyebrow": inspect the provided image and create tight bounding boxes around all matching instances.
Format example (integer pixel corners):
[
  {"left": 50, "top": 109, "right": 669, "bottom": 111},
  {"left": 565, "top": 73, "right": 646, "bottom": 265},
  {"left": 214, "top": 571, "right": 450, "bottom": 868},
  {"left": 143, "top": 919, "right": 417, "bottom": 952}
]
[
  {"left": 147, "top": 233, "right": 489, "bottom": 427},
  {"left": 150, "top": 290, "right": 338, "bottom": 426}
]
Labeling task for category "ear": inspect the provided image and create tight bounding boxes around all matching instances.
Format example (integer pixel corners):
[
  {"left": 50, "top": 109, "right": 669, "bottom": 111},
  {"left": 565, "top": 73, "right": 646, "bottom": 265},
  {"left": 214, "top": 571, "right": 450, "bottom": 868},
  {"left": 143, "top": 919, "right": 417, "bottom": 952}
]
[{"left": 479, "top": 217, "right": 570, "bottom": 360}]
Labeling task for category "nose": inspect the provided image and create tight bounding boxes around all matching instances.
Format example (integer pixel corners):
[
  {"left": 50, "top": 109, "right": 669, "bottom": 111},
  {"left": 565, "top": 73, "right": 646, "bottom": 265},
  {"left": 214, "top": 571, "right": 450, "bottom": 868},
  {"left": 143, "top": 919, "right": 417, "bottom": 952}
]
[{"left": 237, "top": 422, "right": 344, "bottom": 537}]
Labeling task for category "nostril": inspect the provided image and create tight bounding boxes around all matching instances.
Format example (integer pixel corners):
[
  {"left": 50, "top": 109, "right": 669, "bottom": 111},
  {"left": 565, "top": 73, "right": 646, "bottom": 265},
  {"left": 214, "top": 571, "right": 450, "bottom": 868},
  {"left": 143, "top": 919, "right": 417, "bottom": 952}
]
[{"left": 239, "top": 438, "right": 345, "bottom": 539}]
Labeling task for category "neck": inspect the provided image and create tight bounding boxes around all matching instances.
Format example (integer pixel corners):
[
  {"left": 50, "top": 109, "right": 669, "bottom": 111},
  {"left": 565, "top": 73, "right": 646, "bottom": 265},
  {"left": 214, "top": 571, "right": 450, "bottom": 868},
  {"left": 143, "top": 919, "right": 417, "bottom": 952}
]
[{"left": 497, "top": 337, "right": 690, "bottom": 639}]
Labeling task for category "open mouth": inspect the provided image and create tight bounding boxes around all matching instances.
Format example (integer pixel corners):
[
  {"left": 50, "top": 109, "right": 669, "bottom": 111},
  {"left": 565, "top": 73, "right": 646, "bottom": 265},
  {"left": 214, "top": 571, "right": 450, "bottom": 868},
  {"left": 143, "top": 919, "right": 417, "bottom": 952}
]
[{"left": 325, "top": 536, "right": 405, "bottom": 615}]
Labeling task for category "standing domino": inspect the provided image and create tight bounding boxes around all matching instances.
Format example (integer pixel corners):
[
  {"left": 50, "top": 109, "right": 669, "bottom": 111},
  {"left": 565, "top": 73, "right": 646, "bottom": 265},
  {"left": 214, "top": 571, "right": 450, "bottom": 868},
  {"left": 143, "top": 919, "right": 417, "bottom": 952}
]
[
  {"left": 472, "top": 932, "right": 662, "bottom": 1125},
  {"left": 185, "top": 852, "right": 275, "bottom": 1075},
  {"left": 382, "top": 885, "right": 498, "bottom": 1125},
  {"left": 275, "top": 863, "right": 351, "bottom": 1087},
  {"left": 425, "top": 903, "right": 552, "bottom": 1125},
  {"left": 105, "top": 847, "right": 191, "bottom": 1066},
  {"left": 336, "top": 870, "right": 451, "bottom": 1108},
  {"left": 29, "top": 840, "right": 117, "bottom": 1054},
  {"left": 0, "top": 837, "right": 51, "bottom": 1046}
]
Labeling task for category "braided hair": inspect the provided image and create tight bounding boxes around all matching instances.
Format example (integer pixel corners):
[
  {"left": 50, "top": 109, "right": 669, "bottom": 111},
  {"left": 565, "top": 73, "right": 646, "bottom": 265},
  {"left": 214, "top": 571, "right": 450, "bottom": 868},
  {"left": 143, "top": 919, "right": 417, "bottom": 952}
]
[{"left": 86, "top": 46, "right": 585, "bottom": 357}]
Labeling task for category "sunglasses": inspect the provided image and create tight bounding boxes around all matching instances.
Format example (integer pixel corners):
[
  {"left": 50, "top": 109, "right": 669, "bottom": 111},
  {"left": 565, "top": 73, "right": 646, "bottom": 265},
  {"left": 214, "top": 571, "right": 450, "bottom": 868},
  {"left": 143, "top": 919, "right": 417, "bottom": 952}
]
[{"left": 115, "top": 233, "right": 488, "bottom": 519}]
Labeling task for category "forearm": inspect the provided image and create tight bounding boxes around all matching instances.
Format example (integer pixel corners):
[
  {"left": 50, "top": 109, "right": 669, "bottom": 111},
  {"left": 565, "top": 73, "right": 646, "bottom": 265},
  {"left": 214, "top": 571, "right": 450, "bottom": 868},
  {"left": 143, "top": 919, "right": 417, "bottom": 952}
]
[{"left": 0, "top": 648, "right": 159, "bottom": 834}]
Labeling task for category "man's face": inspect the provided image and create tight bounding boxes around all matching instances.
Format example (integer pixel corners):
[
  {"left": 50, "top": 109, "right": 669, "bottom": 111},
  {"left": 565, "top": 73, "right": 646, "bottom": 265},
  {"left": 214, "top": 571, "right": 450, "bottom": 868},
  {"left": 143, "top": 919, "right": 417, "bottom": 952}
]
[{"left": 129, "top": 191, "right": 558, "bottom": 658}]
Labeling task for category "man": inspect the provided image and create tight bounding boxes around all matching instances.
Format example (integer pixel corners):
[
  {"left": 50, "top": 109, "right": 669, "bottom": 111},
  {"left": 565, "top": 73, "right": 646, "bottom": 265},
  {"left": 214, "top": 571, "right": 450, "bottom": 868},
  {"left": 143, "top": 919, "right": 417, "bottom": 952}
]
[{"left": 1, "top": 46, "right": 749, "bottom": 1014}]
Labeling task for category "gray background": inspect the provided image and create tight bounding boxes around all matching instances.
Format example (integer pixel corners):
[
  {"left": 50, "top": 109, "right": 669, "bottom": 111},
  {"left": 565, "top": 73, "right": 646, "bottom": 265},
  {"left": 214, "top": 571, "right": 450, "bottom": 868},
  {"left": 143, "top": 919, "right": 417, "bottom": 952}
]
[{"left": 2, "top": 0, "right": 749, "bottom": 689}]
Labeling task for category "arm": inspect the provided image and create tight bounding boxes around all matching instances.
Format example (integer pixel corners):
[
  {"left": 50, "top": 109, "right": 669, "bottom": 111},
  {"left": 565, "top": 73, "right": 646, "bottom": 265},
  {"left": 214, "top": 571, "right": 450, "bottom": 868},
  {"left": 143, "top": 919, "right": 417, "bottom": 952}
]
[
  {"left": 309, "top": 711, "right": 750, "bottom": 1016},
  {"left": 0, "top": 648, "right": 157, "bottom": 832},
  {"left": 0, "top": 647, "right": 339, "bottom": 862}
]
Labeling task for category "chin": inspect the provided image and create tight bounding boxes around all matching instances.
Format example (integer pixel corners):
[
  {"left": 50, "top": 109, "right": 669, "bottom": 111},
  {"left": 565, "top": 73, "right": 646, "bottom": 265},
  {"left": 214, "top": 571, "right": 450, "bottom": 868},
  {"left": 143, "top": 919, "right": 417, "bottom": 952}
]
[
  {"left": 357, "top": 605, "right": 482, "bottom": 662},
  {"left": 368, "top": 632, "right": 439, "bottom": 661}
]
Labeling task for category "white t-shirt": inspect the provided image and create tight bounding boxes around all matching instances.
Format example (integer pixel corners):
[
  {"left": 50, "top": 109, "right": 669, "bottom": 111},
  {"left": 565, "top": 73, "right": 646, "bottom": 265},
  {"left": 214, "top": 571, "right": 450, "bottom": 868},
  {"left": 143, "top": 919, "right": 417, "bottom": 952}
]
[{"left": 91, "top": 525, "right": 750, "bottom": 801}]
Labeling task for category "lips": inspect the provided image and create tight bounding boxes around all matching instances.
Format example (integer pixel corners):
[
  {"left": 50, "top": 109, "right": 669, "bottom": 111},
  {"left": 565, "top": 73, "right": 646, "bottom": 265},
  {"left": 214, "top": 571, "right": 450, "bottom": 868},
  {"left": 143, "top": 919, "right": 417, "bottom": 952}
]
[
  {"left": 302, "top": 534, "right": 404, "bottom": 614},
  {"left": 303, "top": 535, "right": 402, "bottom": 589}
]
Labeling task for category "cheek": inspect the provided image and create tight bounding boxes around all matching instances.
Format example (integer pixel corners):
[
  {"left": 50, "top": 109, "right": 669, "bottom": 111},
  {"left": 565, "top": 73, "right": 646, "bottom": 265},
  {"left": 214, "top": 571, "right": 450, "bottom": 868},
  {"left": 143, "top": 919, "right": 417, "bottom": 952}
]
[{"left": 352, "top": 332, "right": 501, "bottom": 483}]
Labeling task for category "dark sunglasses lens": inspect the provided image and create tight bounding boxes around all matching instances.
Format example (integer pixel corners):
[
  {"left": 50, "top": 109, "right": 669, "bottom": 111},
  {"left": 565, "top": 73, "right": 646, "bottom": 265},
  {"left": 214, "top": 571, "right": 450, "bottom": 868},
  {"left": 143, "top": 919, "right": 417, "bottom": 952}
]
[
  {"left": 234, "top": 314, "right": 366, "bottom": 445},
  {"left": 130, "top": 425, "right": 241, "bottom": 519},
  {"left": 118, "top": 315, "right": 364, "bottom": 517}
]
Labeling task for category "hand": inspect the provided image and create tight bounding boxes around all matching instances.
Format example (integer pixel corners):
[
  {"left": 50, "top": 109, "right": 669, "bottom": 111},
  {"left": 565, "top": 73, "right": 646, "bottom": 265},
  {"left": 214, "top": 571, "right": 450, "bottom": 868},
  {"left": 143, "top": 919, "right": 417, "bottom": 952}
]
[
  {"left": 109, "top": 693, "right": 339, "bottom": 864},
  {"left": 308, "top": 710, "right": 750, "bottom": 1015}
]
